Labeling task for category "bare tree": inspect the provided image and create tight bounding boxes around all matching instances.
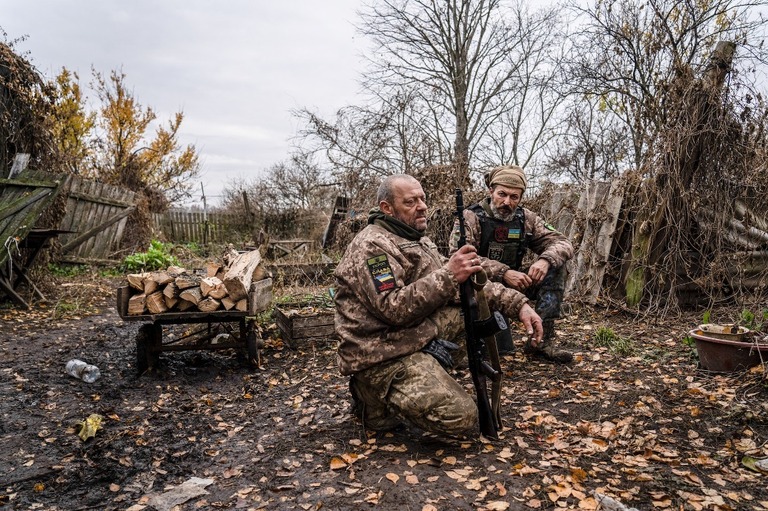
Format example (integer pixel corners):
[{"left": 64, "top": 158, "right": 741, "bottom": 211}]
[
  {"left": 541, "top": 95, "right": 630, "bottom": 183},
  {"left": 568, "top": 0, "right": 768, "bottom": 171},
  {"left": 475, "top": 2, "right": 570, "bottom": 176},
  {"left": 359, "top": 0, "right": 529, "bottom": 186}
]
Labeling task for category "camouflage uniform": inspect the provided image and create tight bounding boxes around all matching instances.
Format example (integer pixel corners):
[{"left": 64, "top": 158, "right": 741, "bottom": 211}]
[
  {"left": 449, "top": 198, "right": 574, "bottom": 362},
  {"left": 335, "top": 221, "right": 529, "bottom": 437}
]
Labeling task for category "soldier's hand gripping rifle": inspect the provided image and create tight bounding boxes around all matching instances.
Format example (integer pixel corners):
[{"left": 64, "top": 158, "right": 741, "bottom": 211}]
[{"left": 455, "top": 189, "right": 507, "bottom": 439}]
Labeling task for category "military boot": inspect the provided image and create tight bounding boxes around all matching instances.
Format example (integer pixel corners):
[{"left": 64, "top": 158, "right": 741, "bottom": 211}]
[
  {"left": 524, "top": 320, "right": 573, "bottom": 364},
  {"left": 349, "top": 379, "right": 402, "bottom": 431},
  {"left": 495, "top": 326, "right": 515, "bottom": 355}
]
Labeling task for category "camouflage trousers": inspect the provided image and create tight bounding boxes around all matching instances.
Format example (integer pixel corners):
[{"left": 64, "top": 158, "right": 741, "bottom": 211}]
[
  {"left": 349, "top": 306, "right": 477, "bottom": 437},
  {"left": 524, "top": 264, "right": 567, "bottom": 322},
  {"left": 350, "top": 351, "right": 478, "bottom": 437}
]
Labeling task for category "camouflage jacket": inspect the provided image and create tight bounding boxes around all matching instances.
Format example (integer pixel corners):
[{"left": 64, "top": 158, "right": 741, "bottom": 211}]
[
  {"left": 334, "top": 223, "right": 462, "bottom": 376},
  {"left": 449, "top": 199, "right": 573, "bottom": 283}
]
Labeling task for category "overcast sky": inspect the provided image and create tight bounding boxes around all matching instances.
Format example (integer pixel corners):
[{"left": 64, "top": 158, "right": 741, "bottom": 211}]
[{"left": 1, "top": 0, "right": 366, "bottom": 206}]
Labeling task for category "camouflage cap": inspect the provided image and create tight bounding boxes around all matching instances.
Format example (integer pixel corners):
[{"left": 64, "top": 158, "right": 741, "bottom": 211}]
[{"left": 484, "top": 164, "right": 527, "bottom": 192}]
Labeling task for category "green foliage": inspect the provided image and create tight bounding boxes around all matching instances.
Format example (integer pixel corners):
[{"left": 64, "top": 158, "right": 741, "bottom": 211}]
[
  {"left": 593, "top": 326, "right": 635, "bottom": 356},
  {"left": 681, "top": 335, "right": 695, "bottom": 348},
  {"left": 52, "top": 300, "right": 81, "bottom": 320},
  {"left": 121, "top": 240, "right": 179, "bottom": 272},
  {"left": 48, "top": 263, "right": 88, "bottom": 277},
  {"left": 702, "top": 310, "right": 711, "bottom": 324},
  {"left": 99, "top": 267, "right": 124, "bottom": 278},
  {"left": 739, "top": 309, "right": 768, "bottom": 332}
]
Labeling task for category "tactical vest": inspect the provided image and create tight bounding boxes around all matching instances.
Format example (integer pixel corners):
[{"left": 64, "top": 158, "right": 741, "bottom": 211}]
[{"left": 469, "top": 202, "right": 527, "bottom": 270}]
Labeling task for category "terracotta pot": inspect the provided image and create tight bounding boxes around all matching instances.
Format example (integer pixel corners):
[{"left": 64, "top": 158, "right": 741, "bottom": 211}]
[{"left": 689, "top": 326, "right": 768, "bottom": 372}]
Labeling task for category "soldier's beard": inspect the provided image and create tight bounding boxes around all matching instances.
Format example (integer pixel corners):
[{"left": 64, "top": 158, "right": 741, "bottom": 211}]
[{"left": 489, "top": 202, "right": 516, "bottom": 222}]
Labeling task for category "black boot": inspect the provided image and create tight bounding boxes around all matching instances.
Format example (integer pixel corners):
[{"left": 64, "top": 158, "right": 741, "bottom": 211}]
[
  {"left": 524, "top": 321, "right": 573, "bottom": 364},
  {"left": 495, "top": 327, "right": 515, "bottom": 355}
]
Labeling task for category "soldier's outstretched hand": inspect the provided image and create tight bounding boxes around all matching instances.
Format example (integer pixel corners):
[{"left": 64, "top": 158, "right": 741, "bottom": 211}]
[
  {"left": 503, "top": 269, "right": 532, "bottom": 290},
  {"left": 518, "top": 303, "right": 543, "bottom": 346},
  {"left": 528, "top": 258, "right": 550, "bottom": 285},
  {"left": 447, "top": 245, "right": 483, "bottom": 283}
]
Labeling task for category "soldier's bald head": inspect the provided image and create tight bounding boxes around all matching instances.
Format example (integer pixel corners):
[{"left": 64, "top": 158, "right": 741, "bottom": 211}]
[{"left": 377, "top": 175, "right": 420, "bottom": 204}]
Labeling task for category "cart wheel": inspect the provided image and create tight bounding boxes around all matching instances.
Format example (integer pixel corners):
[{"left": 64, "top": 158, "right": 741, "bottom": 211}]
[
  {"left": 136, "top": 323, "right": 161, "bottom": 374},
  {"left": 245, "top": 323, "right": 261, "bottom": 368}
]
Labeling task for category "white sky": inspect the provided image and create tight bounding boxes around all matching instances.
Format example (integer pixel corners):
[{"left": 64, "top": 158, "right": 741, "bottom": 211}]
[{"left": 1, "top": 0, "right": 366, "bottom": 206}]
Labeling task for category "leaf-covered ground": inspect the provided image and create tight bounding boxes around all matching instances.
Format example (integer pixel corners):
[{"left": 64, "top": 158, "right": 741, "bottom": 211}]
[{"left": 1, "top": 272, "right": 767, "bottom": 511}]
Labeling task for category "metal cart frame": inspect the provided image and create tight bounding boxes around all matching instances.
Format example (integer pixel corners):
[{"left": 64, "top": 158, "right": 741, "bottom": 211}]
[{"left": 117, "top": 279, "right": 271, "bottom": 373}]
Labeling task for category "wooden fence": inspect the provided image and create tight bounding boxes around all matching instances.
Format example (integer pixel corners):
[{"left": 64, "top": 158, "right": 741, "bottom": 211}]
[
  {"left": 152, "top": 210, "right": 251, "bottom": 244},
  {"left": 57, "top": 176, "right": 137, "bottom": 263}
]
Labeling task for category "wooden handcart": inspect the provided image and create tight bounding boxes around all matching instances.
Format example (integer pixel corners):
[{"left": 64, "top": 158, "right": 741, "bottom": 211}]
[{"left": 116, "top": 278, "right": 272, "bottom": 373}]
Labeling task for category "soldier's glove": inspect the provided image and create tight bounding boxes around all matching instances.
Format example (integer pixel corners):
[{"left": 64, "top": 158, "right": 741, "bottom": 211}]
[{"left": 422, "top": 338, "right": 459, "bottom": 370}]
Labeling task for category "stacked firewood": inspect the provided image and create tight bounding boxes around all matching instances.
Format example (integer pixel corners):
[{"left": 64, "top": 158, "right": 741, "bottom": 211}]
[{"left": 124, "top": 249, "right": 266, "bottom": 315}]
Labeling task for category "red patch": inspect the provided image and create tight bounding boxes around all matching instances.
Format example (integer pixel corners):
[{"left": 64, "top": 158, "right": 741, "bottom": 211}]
[{"left": 494, "top": 227, "right": 507, "bottom": 242}]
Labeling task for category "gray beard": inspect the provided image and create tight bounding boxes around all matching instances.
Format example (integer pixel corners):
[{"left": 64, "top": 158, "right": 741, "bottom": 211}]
[{"left": 489, "top": 202, "right": 516, "bottom": 222}]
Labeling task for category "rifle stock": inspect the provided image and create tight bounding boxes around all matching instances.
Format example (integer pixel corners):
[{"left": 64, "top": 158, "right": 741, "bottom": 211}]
[{"left": 455, "top": 189, "right": 506, "bottom": 439}]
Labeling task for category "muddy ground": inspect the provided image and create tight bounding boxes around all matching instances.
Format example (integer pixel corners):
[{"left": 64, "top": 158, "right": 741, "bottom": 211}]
[{"left": 1, "top": 270, "right": 767, "bottom": 511}]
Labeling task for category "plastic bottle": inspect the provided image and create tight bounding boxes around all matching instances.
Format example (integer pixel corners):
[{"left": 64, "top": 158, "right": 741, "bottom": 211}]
[{"left": 65, "top": 359, "right": 101, "bottom": 383}]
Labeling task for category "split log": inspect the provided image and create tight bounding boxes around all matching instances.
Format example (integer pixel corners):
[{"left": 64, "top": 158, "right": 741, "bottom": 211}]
[
  {"left": 252, "top": 265, "right": 269, "bottom": 282},
  {"left": 200, "top": 277, "right": 227, "bottom": 299},
  {"left": 249, "top": 278, "right": 273, "bottom": 315},
  {"left": 198, "top": 297, "right": 222, "bottom": 312},
  {"left": 128, "top": 293, "right": 147, "bottom": 315},
  {"left": 164, "top": 294, "right": 179, "bottom": 309},
  {"left": 235, "top": 298, "right": 248, "bottom": 312},
  {"left": 167, "top": 265, "right": 187, "bottom": 275},
  {"left": 146, "top": 291, "right": 168, "bottom": 314},
  {"left": 127, "top": 273, "right": 149, "bottom": 291},
  {"left": 221, "top": 296, "right": 237, "bottom": 311},
  {"left": 179, "top": 286, "right": 203, "bottom": 305},
  {"left": 144, "top": 279, "right": 159, "bottom": 295},
  {"left": 175, "top": 274, "right": 200, "bottom": 290},
  {"left": 163, "top": 282, "right": 179, "bottom": 299},
  {"left": 206, "top": 262, "right": 222, "bottom": 278},
  {"left": 176, "top": 298, "right": 195, "bottom": 311},
  {"left": 150, "top": 271, "right": 174, "bottom": 286},
  {"left": 223, "top": 250, "right": 262, "bottom": 301},
  {"left": 222, "top": 246, "right": 240, "bottom": 266}
]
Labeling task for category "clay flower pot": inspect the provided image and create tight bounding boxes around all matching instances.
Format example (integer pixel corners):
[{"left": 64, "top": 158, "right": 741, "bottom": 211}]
[{"left": 689, "top": 324, "right": 768, "bottom": 372}]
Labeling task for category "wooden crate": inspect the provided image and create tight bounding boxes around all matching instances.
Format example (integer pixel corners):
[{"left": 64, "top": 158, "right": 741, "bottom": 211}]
[{"left": 275, "top": 304, "right": 336, "bottom": 347}]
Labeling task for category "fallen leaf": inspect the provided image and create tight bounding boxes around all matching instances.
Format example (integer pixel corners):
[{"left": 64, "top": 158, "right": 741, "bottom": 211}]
[
  {"left": 329, "top": 457, "right": 347, "bottom": 470},
  {"left": 386, "top": 473, "right": 399, "bottom": 484}
]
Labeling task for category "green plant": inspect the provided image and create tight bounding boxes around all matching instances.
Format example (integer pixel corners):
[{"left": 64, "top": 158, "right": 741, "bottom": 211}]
[
  {"left": 121, "top": 240, "right": 179, "bottom": 272},
  {"left": 52, "top": 300, "right": 81, "bottom": 320},
  {"left": 593, "top": 326, "right": 635, "bottom": 355},
  {"left": 739, "top": 308, "right": 768, "bottom": 332},
  {"left": 48, "top": 263, "right": 88, "bottom": 277},
  {"left": 99, "top": 267, "right": 124, "bottom": 278},
  {"left": 702, "top": 310, "right": 711, "bottom": 324}
]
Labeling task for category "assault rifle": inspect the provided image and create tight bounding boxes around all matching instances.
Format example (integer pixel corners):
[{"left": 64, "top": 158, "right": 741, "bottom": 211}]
[{"left": 455, "top": 189, "right": 507, "bottom": 439}]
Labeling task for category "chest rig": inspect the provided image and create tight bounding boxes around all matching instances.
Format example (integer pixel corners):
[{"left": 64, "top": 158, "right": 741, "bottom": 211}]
[{"left": 469, "top": 202, "right": 528, "bottom": 270}]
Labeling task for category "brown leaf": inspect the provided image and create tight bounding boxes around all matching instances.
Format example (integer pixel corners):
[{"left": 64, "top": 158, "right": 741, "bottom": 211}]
[
  {"left": 385, "top": 472, "right": 399, "bottom": 484},
  {"left": 329, "top": 457, "right": 347, "bottom": 470}
]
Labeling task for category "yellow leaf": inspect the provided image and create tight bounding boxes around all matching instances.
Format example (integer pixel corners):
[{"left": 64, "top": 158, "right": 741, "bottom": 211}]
[
  {"left": 33, "top": 483, "right": 45, "bottom": 492},
  {"left": 486, "top": 502, "right": 510, "bottom": 510},
  {"left": 386, "top": 473, "right": 400, "bottom": 484},
  {"left": 77, "top": 414, "right": 103, "bottom": 442},
  {"left": 571, "top": 467, "right": 588, "bottom": 483},
  {"left": 329, "top": 457, "right": 347, "bottom": 470},
  {"left": 406, "top": 474, "right": 419, "bottom": 484}
]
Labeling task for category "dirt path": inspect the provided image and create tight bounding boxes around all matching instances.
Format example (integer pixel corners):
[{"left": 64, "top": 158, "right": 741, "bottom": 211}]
[{"left": 1, "top": 276, "right": 767, "bottom": 511}]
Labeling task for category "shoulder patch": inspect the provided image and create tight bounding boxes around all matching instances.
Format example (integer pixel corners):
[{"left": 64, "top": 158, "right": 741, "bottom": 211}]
[{"left": 366, "top": 254, "right": 396, "bottom": 293}]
